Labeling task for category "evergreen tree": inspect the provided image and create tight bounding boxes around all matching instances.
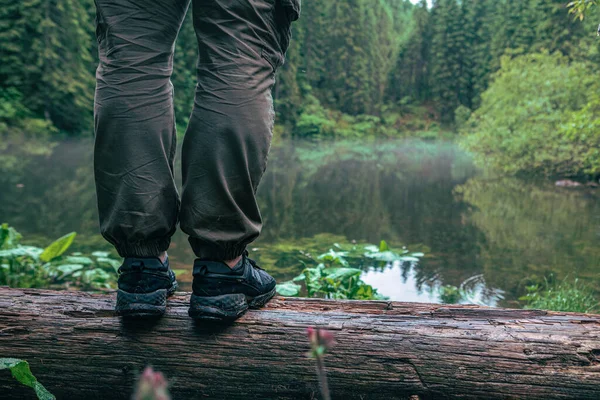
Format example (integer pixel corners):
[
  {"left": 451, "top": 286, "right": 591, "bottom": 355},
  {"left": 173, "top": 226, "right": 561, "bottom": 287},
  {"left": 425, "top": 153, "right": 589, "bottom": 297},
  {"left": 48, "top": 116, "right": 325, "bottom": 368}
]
[
  {"left": 461, "top": 0, "right": 495, "bottom": 109},
  {"left": 326, "top": 0, "right": 375, "bottom": 115},
  {"left": 530, "top": 0, "right": 585, "bottom": 56},
  {"left": 0, "top": 0, "right": 94, "bottom": 133},
  {"left": 274, "top": 23, "right": 304, "bottom": 126},
  {"left": 429, "top": 0, "right": 463, "bottom": 123},
  {"left": 387, "top": 0, "right": 429, "bottom": 104},
  {"left": 301, "top": 0, "right": 329, "bottom": 91},
  {"left": 3, "top": 0, "right": 600, "bottom": 135},
  {"left": 371, "top": 0, "right": 400, "bottom": 113},
  {"left": 469, "top": 0, "right": 496, "bottom": 108}
]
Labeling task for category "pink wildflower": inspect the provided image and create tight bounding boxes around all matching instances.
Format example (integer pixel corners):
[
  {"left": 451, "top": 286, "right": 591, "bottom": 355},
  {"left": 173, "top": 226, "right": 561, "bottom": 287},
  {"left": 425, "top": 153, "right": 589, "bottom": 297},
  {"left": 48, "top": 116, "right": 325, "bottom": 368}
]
[{"left": 134, "top": 366, "right": 171, "bottom": 400}]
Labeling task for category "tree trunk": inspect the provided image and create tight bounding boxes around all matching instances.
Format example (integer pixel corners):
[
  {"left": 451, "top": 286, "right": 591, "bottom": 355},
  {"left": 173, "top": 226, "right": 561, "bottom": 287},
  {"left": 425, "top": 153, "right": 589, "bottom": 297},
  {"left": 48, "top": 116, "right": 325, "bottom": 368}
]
[{"left": 1, "top": 287, "right": 599, "bottom": 399}]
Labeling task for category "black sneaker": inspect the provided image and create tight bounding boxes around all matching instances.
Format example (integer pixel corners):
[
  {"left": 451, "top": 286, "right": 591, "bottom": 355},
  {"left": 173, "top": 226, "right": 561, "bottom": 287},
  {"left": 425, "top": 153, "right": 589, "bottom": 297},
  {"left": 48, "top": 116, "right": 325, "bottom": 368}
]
[
  {"left": 115, "top": 257, "right": 178, "bottom": 317},
  {"left": 188, "top": 252, "right": 276, "bottom": 321}
]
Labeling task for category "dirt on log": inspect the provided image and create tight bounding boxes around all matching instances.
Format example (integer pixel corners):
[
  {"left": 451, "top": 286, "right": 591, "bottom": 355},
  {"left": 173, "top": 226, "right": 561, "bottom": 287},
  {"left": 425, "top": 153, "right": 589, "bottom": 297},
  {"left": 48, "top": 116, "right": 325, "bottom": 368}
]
[{"left": 0, "top": 288, "right": 600, "bottom": 399}]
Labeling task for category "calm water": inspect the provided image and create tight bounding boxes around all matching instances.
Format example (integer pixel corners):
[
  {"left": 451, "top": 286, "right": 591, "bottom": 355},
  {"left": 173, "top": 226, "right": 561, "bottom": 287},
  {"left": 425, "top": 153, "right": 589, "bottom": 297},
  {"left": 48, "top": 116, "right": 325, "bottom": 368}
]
[{"left": 2, "top": 138, "right": 599, "bottom": 307}]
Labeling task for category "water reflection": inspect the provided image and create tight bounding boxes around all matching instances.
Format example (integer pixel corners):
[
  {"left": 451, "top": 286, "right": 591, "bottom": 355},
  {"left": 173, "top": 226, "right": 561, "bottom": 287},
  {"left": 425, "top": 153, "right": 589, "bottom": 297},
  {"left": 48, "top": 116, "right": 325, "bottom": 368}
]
[
  {"left": 455, "top": 177, "right": 600, "bottom": 307},
  {"left": 1, "top": 138, "right": 598, "bottom": 306}
]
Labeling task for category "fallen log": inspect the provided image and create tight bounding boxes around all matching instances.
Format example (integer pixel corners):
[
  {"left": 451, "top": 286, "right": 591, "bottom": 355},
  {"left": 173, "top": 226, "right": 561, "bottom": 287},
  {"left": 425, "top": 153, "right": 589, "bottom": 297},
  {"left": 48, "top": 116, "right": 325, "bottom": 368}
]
[{"left": 0, "top": 288, "right": 599, "bottom": 399}]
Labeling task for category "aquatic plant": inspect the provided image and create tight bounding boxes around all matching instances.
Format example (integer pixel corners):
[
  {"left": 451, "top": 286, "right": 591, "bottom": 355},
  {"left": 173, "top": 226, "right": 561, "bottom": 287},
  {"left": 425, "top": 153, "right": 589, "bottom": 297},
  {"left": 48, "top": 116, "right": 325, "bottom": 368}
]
[
  {"left": 276, "top": 240, "right": 423, "bottom": 300},
  {"left": 0, "top": 223, "right": 119, "bottom": 290}
]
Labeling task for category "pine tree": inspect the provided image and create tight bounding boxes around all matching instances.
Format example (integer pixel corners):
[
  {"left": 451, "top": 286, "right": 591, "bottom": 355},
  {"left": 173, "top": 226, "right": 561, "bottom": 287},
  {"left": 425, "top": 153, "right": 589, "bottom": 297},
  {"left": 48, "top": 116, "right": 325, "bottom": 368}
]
[
  {"left": 326, "top": 0, "right": 375, "bottom": 115},
  {"left": 274, "top": 22, "right": 304, "bottom": 126},
  {"left": 0, "top": 0, "right": 94, "bottom": 133},
  {"left": 387, "top": 0, "right": 430, "bottom": 104},
  {"left": 530, "top": 0, "right": 585, "bottom": 56},
  {"left": 430, "top": 0, "right": 463, "bottom": 123},
  {"left": 461, "top": 0, "right": 495, "bottom": 109},
  {"left": 301, "top": 0, "right": 329, "bottom": 91},
  {"left": 471, "top": 0, "right": 496, "bottom": 108},
  {"left": 371, "top": 0, "right": 399, "bottom": 113},
  {"left": 39, "top": 0, "right": 95, "bottom": 132}
]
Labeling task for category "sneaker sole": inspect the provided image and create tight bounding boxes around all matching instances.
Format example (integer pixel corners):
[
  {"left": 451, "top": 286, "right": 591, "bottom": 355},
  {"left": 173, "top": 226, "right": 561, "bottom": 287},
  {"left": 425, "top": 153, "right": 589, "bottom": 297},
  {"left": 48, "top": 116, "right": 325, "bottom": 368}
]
[
  {"left": 188, "top": 287, "right": 276, "bottom": 322},
  {"left": 116, "top": 280, "right": 178, "bottom": 318},
  {"left": 248, "top": 287, "right": 277, "bottom": 309}
]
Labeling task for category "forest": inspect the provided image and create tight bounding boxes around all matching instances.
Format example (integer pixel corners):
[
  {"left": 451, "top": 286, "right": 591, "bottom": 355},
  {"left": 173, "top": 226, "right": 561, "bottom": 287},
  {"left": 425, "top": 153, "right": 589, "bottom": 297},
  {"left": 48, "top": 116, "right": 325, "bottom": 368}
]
[
  {"left": 0, "top": 0, "right": 600, "bottom": 177},
  {"left": 2, "top": 0, "right": 600, "bottom": 177}
]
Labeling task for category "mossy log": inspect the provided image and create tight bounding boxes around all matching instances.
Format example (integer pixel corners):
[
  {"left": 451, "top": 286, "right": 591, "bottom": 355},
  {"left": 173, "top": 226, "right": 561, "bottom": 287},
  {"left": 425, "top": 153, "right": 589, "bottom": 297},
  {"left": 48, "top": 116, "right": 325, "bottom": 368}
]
[{"left": 1, "top": 287, "right": 600, "bottom": 399}]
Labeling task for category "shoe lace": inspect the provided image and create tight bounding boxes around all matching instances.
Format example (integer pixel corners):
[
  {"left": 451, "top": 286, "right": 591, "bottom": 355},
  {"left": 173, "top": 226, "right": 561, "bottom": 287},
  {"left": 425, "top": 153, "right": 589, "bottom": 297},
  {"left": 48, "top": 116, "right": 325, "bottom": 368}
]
[{"left": 244, "top": 250, "right": 264, "bottom": 271}]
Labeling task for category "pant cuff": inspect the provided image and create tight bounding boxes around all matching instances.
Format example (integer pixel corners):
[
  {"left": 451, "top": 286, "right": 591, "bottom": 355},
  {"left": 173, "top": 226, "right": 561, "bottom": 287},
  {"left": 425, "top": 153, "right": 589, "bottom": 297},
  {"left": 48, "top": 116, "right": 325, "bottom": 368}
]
[
  {"left": 189, "top": 239, "right": 247, "bottom": 261},
  {"left": 114, "top": 238, "right": 171, "bottom": 258}
]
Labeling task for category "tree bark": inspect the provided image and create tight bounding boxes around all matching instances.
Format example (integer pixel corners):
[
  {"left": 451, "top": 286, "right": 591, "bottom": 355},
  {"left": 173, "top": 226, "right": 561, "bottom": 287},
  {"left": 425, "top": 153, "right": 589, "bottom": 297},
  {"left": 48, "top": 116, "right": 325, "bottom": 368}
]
[{"left": 1, "top": 287, "right": 599, "bottom": 399}]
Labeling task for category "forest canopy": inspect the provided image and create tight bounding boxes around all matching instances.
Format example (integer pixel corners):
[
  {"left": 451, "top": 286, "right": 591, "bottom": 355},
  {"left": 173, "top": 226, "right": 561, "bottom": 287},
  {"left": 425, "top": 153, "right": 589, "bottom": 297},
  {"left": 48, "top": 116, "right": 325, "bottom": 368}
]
[{"left": 1, "top": 0, "right": 600, "bottom": 176}]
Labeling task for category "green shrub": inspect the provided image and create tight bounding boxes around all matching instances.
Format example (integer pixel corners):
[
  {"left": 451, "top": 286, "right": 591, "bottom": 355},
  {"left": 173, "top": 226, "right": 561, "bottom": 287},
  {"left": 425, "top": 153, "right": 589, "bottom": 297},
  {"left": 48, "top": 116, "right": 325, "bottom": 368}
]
[
  {"left": 461, "top": 52, "right": 600, "bottom": 178},
  {"left": 292, "top": 94, "right": 444, "bottom": 139},
  {"left": 520, "top": 276, "right": 599, "bottom": 313},
  {"left": 294, "top": 95, "right": 336, "bottom": 137},
  {"left": 0, "top": 88, "right": 57, "bottom": 137}
]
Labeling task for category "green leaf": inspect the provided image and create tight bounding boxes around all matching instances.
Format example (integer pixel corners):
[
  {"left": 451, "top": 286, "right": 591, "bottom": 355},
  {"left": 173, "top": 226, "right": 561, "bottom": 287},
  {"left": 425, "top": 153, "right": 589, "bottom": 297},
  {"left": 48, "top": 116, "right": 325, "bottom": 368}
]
[
  {"left": 0, "top": 358, "right": 55, "bottom": 400},
  {"left": 83, "top": 268, "right": 111, "bottom": 282},
  {"left": 364, "top": 250, "right": 401, "bottom": 262},
  {"left": 0, "top": 246, "right": 44, "bottom": 260},
  {"left": 33, "top": 382, "right": 56, "bottom": 400},
  {"left": 276, "top": 281, "right": 301, "bottom": 296},
  {"left": 56, "top": 264, "right": 84, "bottom": 276},
  {"left": 401, "top": 256, "right": 420, "bottom": 262},
  {"left": 0, "top": 358, "right": 21, "bottom": 369},
  {"left": 0, "top": 224, "right": 22, "bottom": 249},
  {"left": 322, "top": 267, "right": 362, "bottom": 280},
  {"left": 91, "top": 251, "right": 110, "bottom": 258},
  {"left": 64, "top": 256, "right": 93, "bottom": 265},
  {"left": 379, "top": 240, "right": 389, "bottom": 252},
  {"left": 304, "top": 267, "right": 324, "bottom": 297},
  {"left": 292, "top": 273, "right": 306, "bottom": 282},
  {"left": 96, "top": 257, "right": 121, "bottom": 272},
  {"left": 40, "top": 232, "right": 76, "bottom": 262}
]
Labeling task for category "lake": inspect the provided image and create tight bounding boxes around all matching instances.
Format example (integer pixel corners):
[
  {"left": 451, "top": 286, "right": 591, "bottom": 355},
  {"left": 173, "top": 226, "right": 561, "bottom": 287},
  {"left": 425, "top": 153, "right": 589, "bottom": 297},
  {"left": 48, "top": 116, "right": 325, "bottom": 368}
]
[{"left": 1, "top": 137, "right": 599, "bottom": 307}]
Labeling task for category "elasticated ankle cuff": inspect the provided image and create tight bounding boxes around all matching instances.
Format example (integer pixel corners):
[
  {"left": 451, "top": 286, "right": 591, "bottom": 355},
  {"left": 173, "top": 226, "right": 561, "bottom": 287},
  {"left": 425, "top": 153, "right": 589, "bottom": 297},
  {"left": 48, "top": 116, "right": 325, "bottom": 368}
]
[
  {"left": 114, "top": 238, "right": 171, "bottom": 258},
  {"left": 189, "top": 238, "right": 247, "bottom": 261}
]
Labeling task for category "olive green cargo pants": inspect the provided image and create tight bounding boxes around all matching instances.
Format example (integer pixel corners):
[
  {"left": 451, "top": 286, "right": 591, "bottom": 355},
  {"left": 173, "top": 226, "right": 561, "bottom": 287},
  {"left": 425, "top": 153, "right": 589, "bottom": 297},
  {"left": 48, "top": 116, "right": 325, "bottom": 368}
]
[{"left": 93, "top": 0, "right": 299, "bottom": 259}]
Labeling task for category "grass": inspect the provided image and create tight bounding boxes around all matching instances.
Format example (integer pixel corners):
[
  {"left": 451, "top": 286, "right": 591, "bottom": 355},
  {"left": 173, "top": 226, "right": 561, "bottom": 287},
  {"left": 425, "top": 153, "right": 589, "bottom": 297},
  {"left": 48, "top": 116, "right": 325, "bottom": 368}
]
[{"left": 521, "top": 276, "right": 599, "bottom": 313}]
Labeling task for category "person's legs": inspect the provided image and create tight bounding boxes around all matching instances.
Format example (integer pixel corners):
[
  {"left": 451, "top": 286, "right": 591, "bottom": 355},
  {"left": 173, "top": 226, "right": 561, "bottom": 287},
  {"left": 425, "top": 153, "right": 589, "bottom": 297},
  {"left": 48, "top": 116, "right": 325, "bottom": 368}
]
[
  {"left": 180, "top": 0, "right": 299, "bottom": 261},
  {"left": 94, "top": 0, "right": 189, "bottom": 258},
  {"left": 93, "top": 0, "right": 190, "bottom": 316},
  {"left": 182, "top": 0, "right": 300, "bottom": 320}
]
